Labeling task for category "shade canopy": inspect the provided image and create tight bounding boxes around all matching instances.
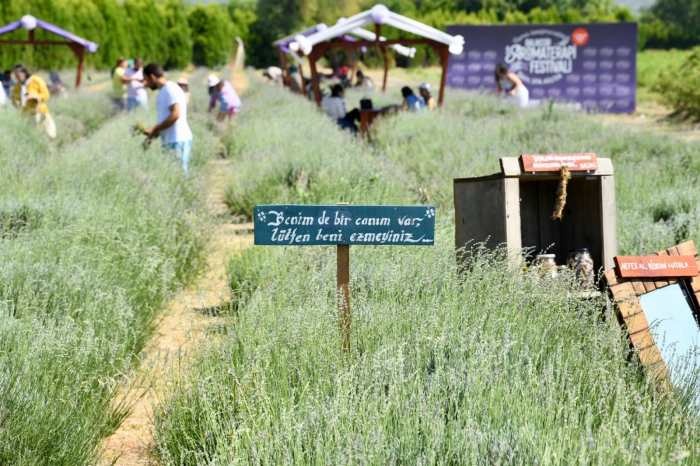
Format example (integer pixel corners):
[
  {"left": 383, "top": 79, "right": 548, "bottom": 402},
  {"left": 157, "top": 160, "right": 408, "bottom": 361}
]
[
  {"left": 289, "top": 5, "right": 463, "bottom": 57},
  {"left": 0, "top": 15, "right": 98, "bottom": 53},
  {"left": 276, "top": 20, "right": 416, "bottom": 58},
  {"left": 0, "top": 15, "right": 99, "bottom": 87}
]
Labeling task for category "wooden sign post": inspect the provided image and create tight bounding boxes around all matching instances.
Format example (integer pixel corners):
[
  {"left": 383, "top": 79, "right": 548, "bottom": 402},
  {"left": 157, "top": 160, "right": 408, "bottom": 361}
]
[{"left": 254, "top": 204, "right": 436, "bottom": 353}]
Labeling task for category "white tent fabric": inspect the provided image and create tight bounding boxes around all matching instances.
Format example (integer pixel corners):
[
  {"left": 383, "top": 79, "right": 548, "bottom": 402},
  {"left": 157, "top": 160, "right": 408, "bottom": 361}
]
[
  {"left": 289, "top": 5, "right": 464, "bottom": 56},
  {"left": 347, "top": 27, "right": 416, "bottom": 58}
]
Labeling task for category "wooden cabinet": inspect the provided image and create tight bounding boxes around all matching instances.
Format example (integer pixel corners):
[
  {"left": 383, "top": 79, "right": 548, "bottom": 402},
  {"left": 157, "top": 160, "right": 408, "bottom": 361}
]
[{"left": 454, "top": 157, "right": 617, "bottom": 271}]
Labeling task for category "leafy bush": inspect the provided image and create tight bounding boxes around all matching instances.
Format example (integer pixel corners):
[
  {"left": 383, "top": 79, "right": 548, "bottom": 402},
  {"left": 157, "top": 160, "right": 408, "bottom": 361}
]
[{"left": 653, "top": 47, "right": 700, "bottom": 119}]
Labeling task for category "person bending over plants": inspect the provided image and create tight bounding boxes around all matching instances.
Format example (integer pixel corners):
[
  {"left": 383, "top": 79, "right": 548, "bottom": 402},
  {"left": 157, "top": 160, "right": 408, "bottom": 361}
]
[
  {"left": 142, "top": 62, "right": 193, "bottom": 178},
  {"left": 494, "top": 63, "right": 529, "bottom": 108}
]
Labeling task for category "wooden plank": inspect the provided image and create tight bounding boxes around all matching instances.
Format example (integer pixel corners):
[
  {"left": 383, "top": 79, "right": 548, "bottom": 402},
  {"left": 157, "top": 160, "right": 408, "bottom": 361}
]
[
  {"left": 500, "top": 157, "right": 522, "bottom": 177},
  {"left": 625, "top": 313, "right": 650, "bottom": 336},
  {"left": 638, "top": 344, "right": 663, "bottom": 367},
  {"left": 631, "top": 280, "right": 647, "bottom": 296},
  {"left": 653, "top": 250, "right": 670, "bottom": 287},
  {"left": 618, "top": 297, "right": 644, "bottom": 320},
  {"left": 609, "top": 281, "right": 636, "bottom": 301},
  {"left": 520, "top": 153, "right": 598, "bottom": 172},
  {"left": 649, "top": 361, "right": 670, "bottom": 383},
  {"left": 675, "top": 240, "right": 697, "bottom": 257},
  {"left": 519, "top": 180, "right": 540, "bottom": 258},
  {"left": 642, "top": 279, "right": 657, "bottom": 293},
  {"left": 614, "top": 254, "right": 699, "bottom": 279},
  {"left": 337, "top": 244, "right": 351, "bottom": 352},
  {"left": 500, "top": 157, "right": 614, "bottom": 177},
  {"left": 691, "top": 277, "right": 700, "bottom": 292},
  {"left": 630, "top": 329, "right": 655, "bottom": 350},
  {"left": 454, "top": 178, "right": 506, "bottom": 252},
  {"left": 603, "top": 268, "right": 619, "bottom": 286},
  {"left": 504, "top": 178, "right": 522, "bottom": 251},
  {"left": 599, "top": 175, "right": 618, "bottom": 271}
]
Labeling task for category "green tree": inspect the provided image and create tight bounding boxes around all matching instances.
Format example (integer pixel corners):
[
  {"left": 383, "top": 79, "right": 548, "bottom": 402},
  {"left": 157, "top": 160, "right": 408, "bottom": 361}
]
[
  {"left": 188, "top": 3, "right": 232, "bottom": 68},
  {"left": 92, "top": 0, "right": 131, "bottom": 69},
  {"left": 123, "top": 0, "right": 168, "bottom": 64},
  {"left": 160, "top": 0, "right": 192, "bottom": 69},
  {"left": 67, "top": 0, "right": 107, "bottom": 68}
]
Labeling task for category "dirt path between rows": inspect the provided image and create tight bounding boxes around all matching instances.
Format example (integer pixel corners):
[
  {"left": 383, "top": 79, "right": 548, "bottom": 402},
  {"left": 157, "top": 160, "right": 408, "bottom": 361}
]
[{"left": 100, "top": 69, "right": 251, "bottom": 466}]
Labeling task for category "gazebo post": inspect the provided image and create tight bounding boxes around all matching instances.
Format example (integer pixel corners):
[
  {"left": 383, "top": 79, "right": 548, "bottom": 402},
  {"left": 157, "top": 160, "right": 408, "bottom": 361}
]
[
  {"left": 430, "top": 41, "right": 450, "bottom": 107},
  {"left": 75, "top": 47, "right": 85, "bottom": 88},
  {"left": 382, "top": 48, "right": 389, "bottom": 93},
  {"left": 299, "top": 63, "right": 307, "bottom": 96},
  {"left": 309, "top": 48, "right": 323, "bottom": 106}
]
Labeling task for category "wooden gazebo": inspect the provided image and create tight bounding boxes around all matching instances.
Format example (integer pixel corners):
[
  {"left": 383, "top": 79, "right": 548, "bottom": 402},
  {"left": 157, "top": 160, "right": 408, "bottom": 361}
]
[
  {"left": 0, "top": 15, "right": 99, "bottom": 88},
  {"left": 274, "top": 22, "right": 416, "bottom": 97},
  {"left": 288, "top": 5, "right": 464, "bottom": 107}
]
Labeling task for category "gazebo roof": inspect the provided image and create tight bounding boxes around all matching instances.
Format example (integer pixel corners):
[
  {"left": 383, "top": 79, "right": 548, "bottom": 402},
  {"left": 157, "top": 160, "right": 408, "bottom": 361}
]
[
  {"left": 277, "top": 19, "right": 416, "bottom": 58},
  {"left": 289, "top": 5, "right": 463, "bottom": 56},
  {"left": 0, "top": 15, "right": 98, "bottom": 52}
]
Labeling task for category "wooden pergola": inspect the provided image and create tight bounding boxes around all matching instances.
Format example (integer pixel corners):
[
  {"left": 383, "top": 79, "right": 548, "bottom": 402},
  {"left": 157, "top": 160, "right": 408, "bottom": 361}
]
[
  {"left": 274, "top": 23, "right": 416, "bottom": 98},
  {"left": 0, "top": 15, "right": 99, "bottom": 88},
  {"left": 288, "top": 5, "right": 464, "bottom": 107}
]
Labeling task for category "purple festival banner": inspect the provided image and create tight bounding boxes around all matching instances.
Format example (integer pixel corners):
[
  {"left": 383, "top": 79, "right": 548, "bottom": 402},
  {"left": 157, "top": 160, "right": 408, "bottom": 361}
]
[{"left": 446, "top": 22, "right": 637, "bottom": 113}]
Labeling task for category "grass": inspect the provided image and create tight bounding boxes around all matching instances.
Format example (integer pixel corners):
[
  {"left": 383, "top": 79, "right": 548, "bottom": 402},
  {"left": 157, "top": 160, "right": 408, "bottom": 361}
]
[
  {"left": 0, "top": 68, "right": 218, "bottom": 464},
  {"left": 152, "top": 77, "right": 700, "bottom": 464}
]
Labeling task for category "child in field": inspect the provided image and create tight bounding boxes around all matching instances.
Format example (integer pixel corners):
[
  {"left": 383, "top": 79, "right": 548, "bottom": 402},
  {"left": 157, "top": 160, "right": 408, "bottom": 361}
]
[
  {"left": 207, "top": 75, "right": 242, "bottom": 122},
  {"left": 401, "top": 86, "right": 424, "bottom": 112},
  {"left": 178, "top": 78, "right": 192, "bottom": 107},
  {"left": 419, "top": 83, "right": 436, "bottom": 111},
  {"left": 494, "top": 63, "right": 529, "bottom": 108}
]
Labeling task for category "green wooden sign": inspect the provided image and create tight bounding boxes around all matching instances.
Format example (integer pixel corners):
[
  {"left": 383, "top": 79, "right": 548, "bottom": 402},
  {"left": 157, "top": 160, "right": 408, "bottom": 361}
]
[{"left": 254, "top": 204, "right": 436, "bottom": 246}]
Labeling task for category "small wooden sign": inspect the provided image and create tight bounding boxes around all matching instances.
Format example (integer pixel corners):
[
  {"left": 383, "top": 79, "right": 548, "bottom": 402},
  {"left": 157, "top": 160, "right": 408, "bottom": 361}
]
[
  {"left": 254, "top": 204, "right": 436, "bottom": 246},
  {"left": 520, "top": 153, "right": 599, "bottom": 172},
  {"left": 614, "top": 255, "right": 699, "bottom": 279}
]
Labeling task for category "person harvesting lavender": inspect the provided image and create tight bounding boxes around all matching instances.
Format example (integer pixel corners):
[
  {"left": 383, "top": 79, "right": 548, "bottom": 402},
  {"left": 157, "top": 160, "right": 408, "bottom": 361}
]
[{"left": 142, "top": 62, "right": 193, "bottom": 177}]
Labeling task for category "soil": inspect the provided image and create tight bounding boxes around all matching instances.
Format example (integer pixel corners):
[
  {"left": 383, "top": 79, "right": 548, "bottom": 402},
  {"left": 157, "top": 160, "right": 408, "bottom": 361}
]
[
  {"left": 100, "top": 69, "right": 251, "bottom": 465},
  {"left": 599, "top": 99, "right": 700, "bottom": 143}
]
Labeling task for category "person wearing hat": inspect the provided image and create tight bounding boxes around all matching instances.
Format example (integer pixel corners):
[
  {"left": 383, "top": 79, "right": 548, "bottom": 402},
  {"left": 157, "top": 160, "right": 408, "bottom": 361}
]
[
  {"left": 418, "top": 83, "right": 435, "bottom": 112},
  {"left": 177, "top": 78, "right": 192, "bottom": 107},
  {"left": 207, "top": 74, "right": 242, "bottom": 122},
  {"left": 142, "top": 62, "right": 193, "bottom": 178}
]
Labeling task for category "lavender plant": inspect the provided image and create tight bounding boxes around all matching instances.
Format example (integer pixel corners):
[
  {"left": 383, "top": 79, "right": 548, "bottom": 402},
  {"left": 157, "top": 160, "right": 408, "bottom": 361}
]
[{"left": 153, "top": 79, "right": 700, "bottom": 464}]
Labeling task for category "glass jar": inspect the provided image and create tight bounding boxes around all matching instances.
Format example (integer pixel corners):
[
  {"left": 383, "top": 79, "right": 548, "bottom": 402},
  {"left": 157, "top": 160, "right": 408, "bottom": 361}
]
[
  {"left": 566, "top": 248, "right": 595, "bottom": 288},
  {"left": 535, "top": 254, "right": 557, "bottom": 279}
]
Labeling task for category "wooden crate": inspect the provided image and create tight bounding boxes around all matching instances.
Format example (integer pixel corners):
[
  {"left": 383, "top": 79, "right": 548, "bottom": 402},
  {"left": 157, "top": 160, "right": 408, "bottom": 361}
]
[{"left": 454, "top": 157, "right": 617, "bottom": 270}]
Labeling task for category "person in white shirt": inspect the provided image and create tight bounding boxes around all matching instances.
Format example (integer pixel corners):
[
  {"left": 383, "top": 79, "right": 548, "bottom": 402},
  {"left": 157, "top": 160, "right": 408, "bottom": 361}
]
[
  {"left": 123, "top": 57, "right": 148, "bottom": 111},
  {"left": 142, "top": 62, "right": 193, "bottom": 178},
  {"left": 320, "top": 84, "right": 359, "bottom": 132}
]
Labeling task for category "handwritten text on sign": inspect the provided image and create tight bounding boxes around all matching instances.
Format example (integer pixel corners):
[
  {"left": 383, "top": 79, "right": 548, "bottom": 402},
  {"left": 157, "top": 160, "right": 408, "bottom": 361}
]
[
  {"left": 254, "top": 205, "right": 436, "bottom": 246},
  {"left": 614, "top": 255, "right": 699, "bottom": 279},
  {"left": 520, "top": 153, "right": 599, "bottom": 172}
]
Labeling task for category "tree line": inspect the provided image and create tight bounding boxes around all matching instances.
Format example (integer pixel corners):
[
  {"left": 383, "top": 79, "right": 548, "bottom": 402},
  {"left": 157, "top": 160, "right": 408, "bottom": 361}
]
[
  {"left": 0, "top": 0, "right": 254, "bottom": 71},
  {"left": 0, "top": 0, "right": 696, "bottom": 71}
]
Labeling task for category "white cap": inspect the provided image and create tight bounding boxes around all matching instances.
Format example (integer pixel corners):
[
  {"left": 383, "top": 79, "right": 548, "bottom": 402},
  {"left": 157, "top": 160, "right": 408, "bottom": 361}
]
[
  {"left": 178, "top": 78, "right": 188, "bottom": 85},
  {"left": 207, "top": 75, "right": 220, "bottom": 88},
  {"left": 419, "top": 82, "right": 431, "bottom": 91}
]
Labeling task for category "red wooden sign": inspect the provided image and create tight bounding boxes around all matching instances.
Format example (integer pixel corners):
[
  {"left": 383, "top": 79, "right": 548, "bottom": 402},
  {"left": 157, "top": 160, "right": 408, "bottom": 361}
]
[
  {"left": 614, "top": 255, "right": 699, "bottom": 279},
  {"left": 520, "top": 153, "right": 599, "bottom": 172}
]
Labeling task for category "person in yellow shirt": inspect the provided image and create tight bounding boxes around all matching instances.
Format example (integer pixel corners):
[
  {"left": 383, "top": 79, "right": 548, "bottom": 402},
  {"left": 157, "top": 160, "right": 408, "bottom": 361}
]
[
  {"left": 110, "top": 57, "right": 128, "bottom": 112},
  {"left": 11, "top": 63, "right": 50, "bottom": 116}
]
